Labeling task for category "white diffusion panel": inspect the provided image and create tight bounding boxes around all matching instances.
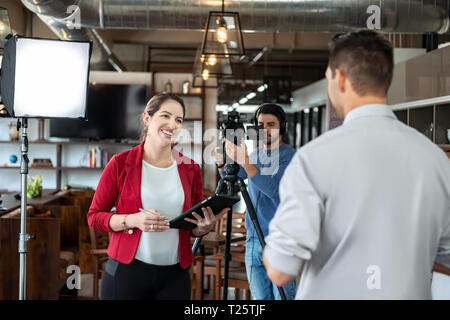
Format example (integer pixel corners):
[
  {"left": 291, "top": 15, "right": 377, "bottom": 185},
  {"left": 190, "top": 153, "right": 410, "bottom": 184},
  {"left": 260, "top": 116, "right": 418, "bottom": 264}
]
[{"left": 13, "top": 38, "right": 90, "bottom": 118}]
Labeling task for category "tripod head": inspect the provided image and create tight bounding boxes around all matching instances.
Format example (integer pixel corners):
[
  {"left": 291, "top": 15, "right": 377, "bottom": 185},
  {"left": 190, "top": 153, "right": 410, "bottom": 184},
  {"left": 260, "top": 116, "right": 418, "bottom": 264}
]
[{"left": 224, "top": 163, "right": 240, "bottom": 176}]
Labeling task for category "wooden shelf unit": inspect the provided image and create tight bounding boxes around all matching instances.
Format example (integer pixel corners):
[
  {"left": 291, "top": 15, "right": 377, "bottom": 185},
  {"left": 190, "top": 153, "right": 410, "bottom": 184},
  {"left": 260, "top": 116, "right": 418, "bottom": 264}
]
[{"left": 0, "top": 140, "right": 137, "bottom": 190}]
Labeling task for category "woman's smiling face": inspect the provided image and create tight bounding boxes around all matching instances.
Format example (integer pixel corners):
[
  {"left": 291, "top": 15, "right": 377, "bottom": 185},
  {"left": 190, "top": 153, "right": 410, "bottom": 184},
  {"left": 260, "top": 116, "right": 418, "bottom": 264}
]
[{"left": 143, "top": 99, "right": 184, "bottom": 146}]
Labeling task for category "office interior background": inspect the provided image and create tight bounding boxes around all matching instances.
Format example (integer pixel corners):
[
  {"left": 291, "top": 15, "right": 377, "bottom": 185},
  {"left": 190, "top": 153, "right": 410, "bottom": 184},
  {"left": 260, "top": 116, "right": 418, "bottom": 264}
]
[{"left": 0, "top": 0, "right": 449, "bottom": 300}]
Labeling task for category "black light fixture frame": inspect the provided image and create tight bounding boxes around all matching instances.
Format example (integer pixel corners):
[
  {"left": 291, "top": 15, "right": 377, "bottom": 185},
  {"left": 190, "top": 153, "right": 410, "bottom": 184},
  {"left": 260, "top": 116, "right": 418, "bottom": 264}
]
[
  {"left": 193, "top": 45, "right": 233, "bottom": 78},
  {"left": 200, "top": 6, "right": 246, "bottom": 58}
]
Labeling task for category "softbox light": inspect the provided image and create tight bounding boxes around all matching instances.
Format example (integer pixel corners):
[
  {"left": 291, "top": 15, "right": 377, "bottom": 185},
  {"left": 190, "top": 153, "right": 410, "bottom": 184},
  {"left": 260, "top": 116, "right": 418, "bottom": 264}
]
[{"left": 1, "top": 35, "right": 92, "bottom": 119}]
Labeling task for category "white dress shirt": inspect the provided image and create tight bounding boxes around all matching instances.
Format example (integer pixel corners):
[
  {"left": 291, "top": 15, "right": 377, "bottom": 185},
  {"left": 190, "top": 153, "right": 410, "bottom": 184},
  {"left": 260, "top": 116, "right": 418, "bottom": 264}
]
[
  {"left": 135, "top": 160, "right": 184, "bottom": 265},
  {"left": 265, "top": 104, "right": 450, "bottom": 299}
]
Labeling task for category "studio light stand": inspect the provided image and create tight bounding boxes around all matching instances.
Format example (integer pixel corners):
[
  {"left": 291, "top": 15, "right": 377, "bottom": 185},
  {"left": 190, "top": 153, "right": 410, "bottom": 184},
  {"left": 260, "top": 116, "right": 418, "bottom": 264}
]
[
  {"left": 1, "top": 34, "right": 92, "bottom": 300},
  {"left": 17, "top": 118, "right": 36, "bottom": 300},
  {"left": 193, "top": 162, "right": 287, "bottom": 300}
]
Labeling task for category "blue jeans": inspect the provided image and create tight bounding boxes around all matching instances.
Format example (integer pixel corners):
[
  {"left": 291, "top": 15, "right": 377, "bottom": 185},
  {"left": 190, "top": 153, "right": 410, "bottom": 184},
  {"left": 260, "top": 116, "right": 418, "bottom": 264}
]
[{"left": 245, "top": 236, "right": 297, "bottom": 300}]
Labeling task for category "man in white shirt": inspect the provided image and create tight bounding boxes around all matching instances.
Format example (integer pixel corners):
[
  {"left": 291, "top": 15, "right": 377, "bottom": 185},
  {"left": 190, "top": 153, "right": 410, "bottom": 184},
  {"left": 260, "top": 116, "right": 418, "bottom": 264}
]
[{"left": 263, "top": 30, "right": 450, "bottom": 299}]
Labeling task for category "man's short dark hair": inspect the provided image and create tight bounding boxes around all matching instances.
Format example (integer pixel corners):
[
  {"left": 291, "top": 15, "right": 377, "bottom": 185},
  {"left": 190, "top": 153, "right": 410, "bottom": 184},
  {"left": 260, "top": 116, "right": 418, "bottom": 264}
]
[{"left": 328, "top": 30, "right": 394, "bottom": 97}]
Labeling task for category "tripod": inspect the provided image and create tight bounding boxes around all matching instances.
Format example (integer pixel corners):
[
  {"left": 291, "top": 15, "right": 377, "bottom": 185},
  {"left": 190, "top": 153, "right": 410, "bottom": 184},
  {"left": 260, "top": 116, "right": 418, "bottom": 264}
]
[{"left": 193, "top": 162, "right": 286, "bottom": 300}]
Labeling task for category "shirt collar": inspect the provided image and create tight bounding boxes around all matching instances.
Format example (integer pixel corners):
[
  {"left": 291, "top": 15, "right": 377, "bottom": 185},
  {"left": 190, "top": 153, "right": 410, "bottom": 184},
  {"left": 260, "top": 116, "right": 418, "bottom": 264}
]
[{"left": 343, "top": 104, "right": 397, "bottom": 125}]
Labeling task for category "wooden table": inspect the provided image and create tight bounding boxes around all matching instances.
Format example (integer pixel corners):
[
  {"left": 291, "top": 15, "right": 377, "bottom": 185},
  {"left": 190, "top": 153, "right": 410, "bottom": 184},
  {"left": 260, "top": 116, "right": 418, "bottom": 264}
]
[{"left": 0, "top": 189, "right": 62, "bottom": 215}]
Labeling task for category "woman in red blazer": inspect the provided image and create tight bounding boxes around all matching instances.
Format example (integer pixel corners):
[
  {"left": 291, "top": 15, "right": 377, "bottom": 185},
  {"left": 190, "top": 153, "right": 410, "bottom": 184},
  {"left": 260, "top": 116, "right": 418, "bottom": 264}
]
[{"left": 87, "top": 92, "right": 228, "bottom": 300}]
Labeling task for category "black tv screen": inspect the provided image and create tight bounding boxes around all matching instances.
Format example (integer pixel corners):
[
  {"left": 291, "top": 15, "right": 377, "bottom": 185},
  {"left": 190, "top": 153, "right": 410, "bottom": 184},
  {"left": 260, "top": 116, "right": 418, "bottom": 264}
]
[{"left": 50, "top": 84, "right": 147, "bottom": 141}]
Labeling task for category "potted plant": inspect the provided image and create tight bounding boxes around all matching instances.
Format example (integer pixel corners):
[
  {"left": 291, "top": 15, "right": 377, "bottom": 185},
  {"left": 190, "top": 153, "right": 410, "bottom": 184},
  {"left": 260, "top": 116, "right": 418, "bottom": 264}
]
[{"left": 27, "top": 174, "right": 43, "bottom": 199}]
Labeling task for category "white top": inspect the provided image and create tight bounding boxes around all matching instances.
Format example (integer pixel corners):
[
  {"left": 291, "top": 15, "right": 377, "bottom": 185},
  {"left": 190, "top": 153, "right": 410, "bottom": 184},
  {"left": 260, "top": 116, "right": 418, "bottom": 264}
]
[
  {"left": 265, "top": 104, "right": 450, "bottom": 299},
  {"left": 134, "top": 160, "right": 185, "bottom": 265}
]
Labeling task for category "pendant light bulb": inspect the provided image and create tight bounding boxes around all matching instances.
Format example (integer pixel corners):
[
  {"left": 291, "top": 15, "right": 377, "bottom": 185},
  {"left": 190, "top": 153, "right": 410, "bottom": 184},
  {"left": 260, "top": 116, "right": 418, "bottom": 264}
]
[
  {"left": 206, "top": 55, "right": 217, "bottom": 66},
  {"left": 202, "top": 69, "right": 210, "bottom": 81},
  {"left": 217, "top": 26, "right": 228, "bottom": 44}
]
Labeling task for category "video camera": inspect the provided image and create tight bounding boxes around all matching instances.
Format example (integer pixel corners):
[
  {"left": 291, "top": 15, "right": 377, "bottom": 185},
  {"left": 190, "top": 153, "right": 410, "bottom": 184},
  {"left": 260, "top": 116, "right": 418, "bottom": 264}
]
[{"left": 218, "top": 111, "right": 263, "bottom": 170}]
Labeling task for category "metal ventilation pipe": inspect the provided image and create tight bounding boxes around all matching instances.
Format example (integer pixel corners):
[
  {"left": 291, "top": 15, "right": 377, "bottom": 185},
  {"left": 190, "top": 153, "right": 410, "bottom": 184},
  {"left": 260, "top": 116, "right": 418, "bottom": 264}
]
[
  {"left": 21, "top": 0, "right": 450, "bottom": 34},
  {"left": 21, "top": 0, "right": 126, "bottom": 71}
]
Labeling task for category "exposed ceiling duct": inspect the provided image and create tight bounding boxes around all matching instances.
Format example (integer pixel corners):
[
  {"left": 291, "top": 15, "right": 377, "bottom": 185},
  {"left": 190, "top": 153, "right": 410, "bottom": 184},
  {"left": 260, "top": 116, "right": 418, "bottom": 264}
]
[
  {"left": 21, "top": 0, "right": 126, "bottom": 71},
  {"left": 20, "top": 0, "right": 450, "bottom": 73},
  {"left": 21, "top": 0, "right": 450, "bottom": 34}
]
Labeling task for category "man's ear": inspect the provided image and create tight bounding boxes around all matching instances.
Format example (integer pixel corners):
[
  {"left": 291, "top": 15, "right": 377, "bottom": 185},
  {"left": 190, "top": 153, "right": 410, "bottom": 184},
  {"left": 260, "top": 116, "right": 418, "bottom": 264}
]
[{"left": 336, "top": 69, "right": 347, "bottom": 93}]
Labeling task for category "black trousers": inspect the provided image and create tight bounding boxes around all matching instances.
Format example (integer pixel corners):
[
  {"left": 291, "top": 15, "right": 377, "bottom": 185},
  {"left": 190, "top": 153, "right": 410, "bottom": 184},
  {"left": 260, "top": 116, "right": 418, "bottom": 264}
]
[{"left": 101, "top": 257, "right": 191, "bottom": 300}]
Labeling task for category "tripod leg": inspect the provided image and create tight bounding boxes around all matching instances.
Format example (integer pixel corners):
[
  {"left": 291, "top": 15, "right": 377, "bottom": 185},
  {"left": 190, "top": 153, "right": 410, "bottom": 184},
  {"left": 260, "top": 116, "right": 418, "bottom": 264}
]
[
  {"left": 192, "top": 237, "right": 202, "bottom": 256},
  {"left": 215, "top": 178, "right": 225, "bottom": 194},
  {"left": 237, "top": 178, "right": 287, "bottom": 300},
  {"left": 215, "top": 176, "right": 237, "bottom": 300},
  {"left": 222, "top": 209, "right": 233, "bottom": 300}
]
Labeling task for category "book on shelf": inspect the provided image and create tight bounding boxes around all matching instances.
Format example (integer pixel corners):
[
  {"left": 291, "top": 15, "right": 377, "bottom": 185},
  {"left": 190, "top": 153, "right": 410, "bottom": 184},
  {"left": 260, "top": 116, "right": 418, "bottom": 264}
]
[{"left": 88, "top": 147, "right": 109, "bottom": 168}]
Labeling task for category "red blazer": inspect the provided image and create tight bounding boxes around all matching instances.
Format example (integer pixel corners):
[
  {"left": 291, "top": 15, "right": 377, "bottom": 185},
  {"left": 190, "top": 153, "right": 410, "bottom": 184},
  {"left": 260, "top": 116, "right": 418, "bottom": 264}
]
[{"left": 87, "top": 141, "right": 202, "bottom": 269}]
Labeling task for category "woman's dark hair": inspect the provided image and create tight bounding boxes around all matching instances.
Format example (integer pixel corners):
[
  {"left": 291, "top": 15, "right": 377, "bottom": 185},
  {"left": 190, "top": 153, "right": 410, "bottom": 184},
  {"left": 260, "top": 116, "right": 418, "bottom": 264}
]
[
  {"left": 140, "top": 92, "right": 186, "bottom": 142},
  {"left": 328, "top": 30, "right": 394, "bottom": 97}
]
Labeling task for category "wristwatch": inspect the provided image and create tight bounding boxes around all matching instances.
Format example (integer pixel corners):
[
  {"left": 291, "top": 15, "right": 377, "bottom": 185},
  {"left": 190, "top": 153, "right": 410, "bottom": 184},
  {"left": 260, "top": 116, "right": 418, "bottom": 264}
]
[{"left": 122, "top": 214, "right": 133, "bottom": 234}]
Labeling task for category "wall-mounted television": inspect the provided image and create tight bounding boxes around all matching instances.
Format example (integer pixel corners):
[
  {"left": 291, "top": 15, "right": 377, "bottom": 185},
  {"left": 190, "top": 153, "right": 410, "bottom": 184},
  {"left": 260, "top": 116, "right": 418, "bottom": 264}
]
[{"left": 50, "top": 84, "right": 147, "bottom": 141}]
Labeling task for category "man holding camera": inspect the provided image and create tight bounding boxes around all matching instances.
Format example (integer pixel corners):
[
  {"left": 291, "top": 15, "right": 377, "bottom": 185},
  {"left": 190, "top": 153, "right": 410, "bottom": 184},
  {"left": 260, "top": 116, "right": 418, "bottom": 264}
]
[
  {"left": 263, "top": 30, "right": 450, "bottom": 299},
  {"left": 214, "top": 103, "right": 297, "bottom": 300}
]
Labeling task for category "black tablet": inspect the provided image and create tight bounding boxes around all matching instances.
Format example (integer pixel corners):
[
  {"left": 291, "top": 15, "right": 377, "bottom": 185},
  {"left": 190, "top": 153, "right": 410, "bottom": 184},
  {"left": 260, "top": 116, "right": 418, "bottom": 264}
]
[{"left": 169, "top": 194, "right": 240, "bottom": 230}]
